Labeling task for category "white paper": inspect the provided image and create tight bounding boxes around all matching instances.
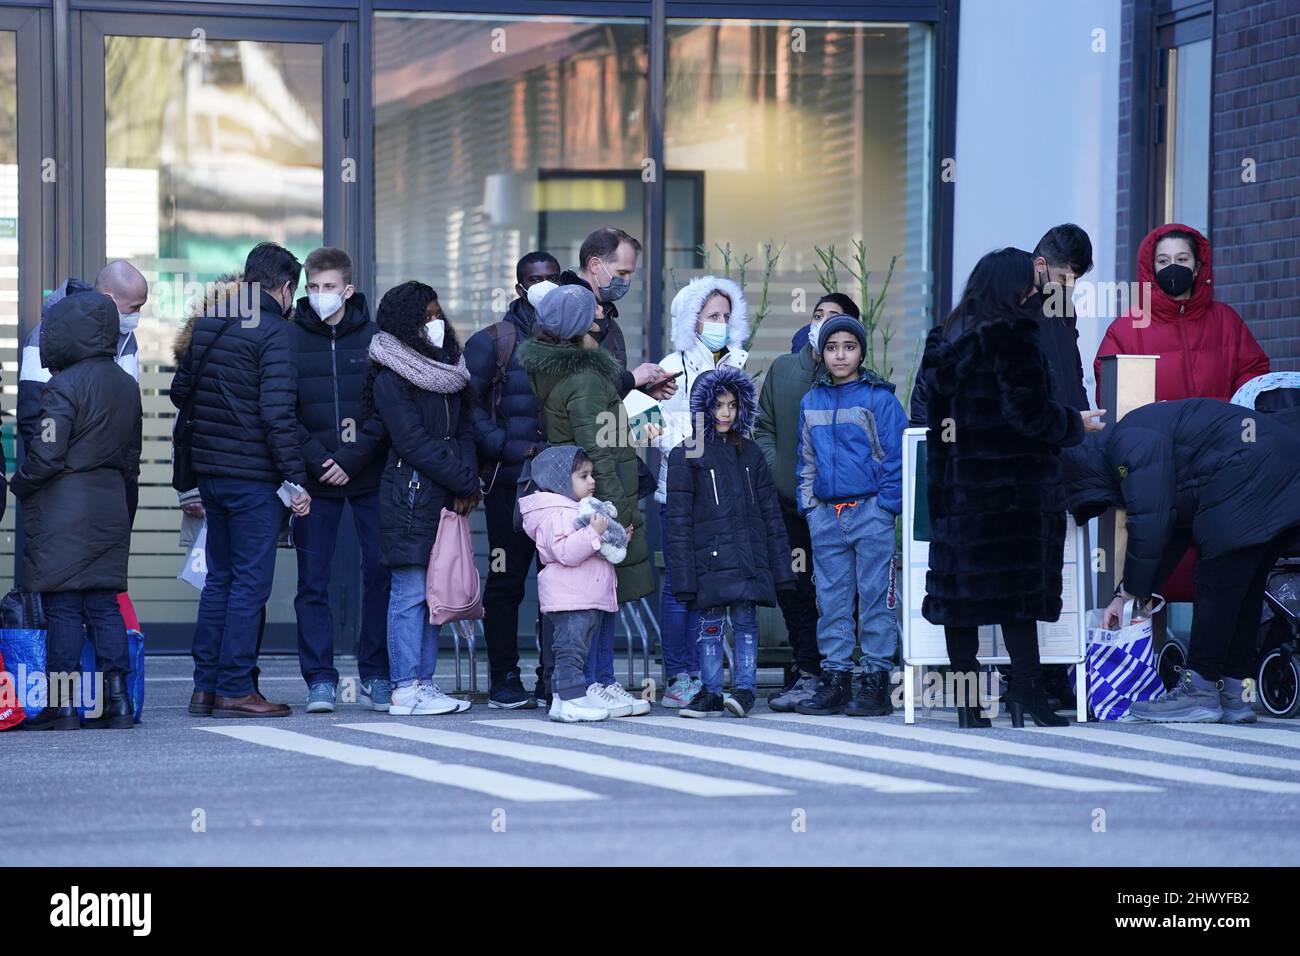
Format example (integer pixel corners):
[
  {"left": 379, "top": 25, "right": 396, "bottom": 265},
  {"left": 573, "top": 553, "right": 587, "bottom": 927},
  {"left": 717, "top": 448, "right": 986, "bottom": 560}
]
[
  {"left": 179, "top": 523, "right": 208, "bottom": 591},
  {"left": 277, "top": 480, "right": 305, "bottom": 508}
]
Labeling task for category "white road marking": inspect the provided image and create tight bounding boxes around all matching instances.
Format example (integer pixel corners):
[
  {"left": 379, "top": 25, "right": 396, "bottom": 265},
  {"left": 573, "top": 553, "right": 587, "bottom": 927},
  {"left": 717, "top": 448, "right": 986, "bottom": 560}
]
[
  {"left": 200, "top": 725, "right": 599, "bottom": 802},
  {"left": 757, "top": 715, "right": 1300, "bottom": 794},
  {"left": 342, "top": 723, "right": 787, "bottom": 797},
  {"left": 1022, "top": 724, "right": 1300, "bottom": 772},
  {"left": 1165, "top": 722, "right": 1300, "bottom": 750},
  {"left": 618, "top": 718, "right": 1154, "bottom": 793},
  {"left": 476, "top": 719, "right": 965, "bottom": 794}
]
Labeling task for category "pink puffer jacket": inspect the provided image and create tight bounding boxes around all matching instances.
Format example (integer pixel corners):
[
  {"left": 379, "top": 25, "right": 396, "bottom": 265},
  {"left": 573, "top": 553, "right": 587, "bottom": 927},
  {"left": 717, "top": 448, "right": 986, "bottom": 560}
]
[{"left": 519, "top": 491, "right": 618, "bottom": 613}]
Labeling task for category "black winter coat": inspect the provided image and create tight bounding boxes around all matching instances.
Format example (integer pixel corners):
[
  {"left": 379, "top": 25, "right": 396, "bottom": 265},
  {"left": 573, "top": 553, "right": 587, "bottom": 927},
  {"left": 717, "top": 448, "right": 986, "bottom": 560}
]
[
  {"left": 464, "top": 297, "right": 544, "bottom": 489},
  {"left": 12, "top": 292, "right": 142, "bottom": 593},
  {"left": 1063, "top": 398, "right": 1300, "bottom": 600},
  {"left": 292, "top": 293, "right": 387, "bottom": 498},
  {"left": 921, "top": 313, "right": 1085, "bottom": 627},
  {"left": 371, "top": 369, "right": 481, "bottom": 568},
  {"left": 557, "top": 270, "right": 636, "bottom": 397},
  {"left": 170, "top": 286, "right": 306, "bottom": 486}
]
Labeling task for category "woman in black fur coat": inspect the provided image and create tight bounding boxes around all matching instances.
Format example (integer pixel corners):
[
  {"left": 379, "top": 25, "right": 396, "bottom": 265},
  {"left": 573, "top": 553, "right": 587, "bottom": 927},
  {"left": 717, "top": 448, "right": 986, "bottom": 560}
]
[{"left": 920, "top": 248, "right": 1101, "bottom": 727}]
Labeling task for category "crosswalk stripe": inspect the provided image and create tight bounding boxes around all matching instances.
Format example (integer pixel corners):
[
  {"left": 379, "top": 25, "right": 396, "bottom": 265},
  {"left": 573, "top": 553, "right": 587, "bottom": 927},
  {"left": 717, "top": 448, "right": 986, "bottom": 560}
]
[
  {"left": 341, "top": 723, "right": 788, "bottom": 797},
  {"left": 475, "top": 719, "right": 966, "bottom": 794},
  {"left": 1167, "top": 723, "right": 1300, "bottom": 749},
  {"left": 201, "top": 726, "right": 600, "bottom": 803},
  {"left": 1258, "top": 716, "right": 1300, "bottom": 727},
  {"left": 757, "top": 715, "right": 1300, "bottom": 794},
  {"left": 626, "top": 717, "right": 1155, "bottom": 793},
  {"left": 1021, "top": 724, "right": 1300, "bottom": 772}
]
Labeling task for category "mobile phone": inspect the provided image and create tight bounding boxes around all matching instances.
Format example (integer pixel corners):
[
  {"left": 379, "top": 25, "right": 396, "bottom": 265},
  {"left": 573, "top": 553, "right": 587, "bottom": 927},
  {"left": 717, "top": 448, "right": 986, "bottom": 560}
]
[{"left": 647, "top": 370, "right": 684, "bottom": 391}]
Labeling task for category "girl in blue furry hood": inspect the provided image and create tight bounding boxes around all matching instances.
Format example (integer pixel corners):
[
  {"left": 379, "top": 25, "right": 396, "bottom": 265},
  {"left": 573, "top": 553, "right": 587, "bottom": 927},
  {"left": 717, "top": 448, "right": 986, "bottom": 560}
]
[{"left": 663, "top": 365, "right": 794, "bottom": 718}]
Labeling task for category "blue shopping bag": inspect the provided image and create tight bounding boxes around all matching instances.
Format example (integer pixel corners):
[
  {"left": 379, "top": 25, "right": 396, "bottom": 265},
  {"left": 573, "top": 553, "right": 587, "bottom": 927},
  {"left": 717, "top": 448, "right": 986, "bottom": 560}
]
[
  {"left": 77, "top": 629, "right": 145, "bottom": 722},
  {"left": 0, "top": 626, "right": 49, "bottom": 712},
  {"left": 1072, "top": 597, "right": 1166, "bottom": 720}
]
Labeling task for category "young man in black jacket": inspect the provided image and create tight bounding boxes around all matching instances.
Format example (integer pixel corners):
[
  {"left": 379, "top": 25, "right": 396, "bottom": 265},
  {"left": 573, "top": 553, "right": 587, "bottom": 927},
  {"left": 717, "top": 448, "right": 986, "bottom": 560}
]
[
  {"left": 170, "top": 242, "right": 311, "bottom": 719},
  {"left": 291, "top": 247, "right": 391, "bottom": 714}
]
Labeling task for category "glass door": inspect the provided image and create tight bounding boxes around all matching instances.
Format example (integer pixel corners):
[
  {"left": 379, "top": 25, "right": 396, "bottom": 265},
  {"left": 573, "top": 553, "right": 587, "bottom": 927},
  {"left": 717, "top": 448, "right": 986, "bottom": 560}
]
[{"left": 77, "top": 11, "right": 354, "bottom": 651}]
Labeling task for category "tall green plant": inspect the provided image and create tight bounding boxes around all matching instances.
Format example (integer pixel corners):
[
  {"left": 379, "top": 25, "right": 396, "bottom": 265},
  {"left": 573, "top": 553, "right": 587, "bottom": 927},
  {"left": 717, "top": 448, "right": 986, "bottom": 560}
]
[{"left": 812, "top": 240, "right": 898, "bottom": 380}]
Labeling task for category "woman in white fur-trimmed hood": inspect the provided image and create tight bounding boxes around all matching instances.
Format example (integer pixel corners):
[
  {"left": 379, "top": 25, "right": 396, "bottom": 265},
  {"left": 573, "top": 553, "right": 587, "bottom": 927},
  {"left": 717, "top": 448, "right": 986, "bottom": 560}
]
[{"left": 653, "top": 274, "right": 750, "bottom": 708}]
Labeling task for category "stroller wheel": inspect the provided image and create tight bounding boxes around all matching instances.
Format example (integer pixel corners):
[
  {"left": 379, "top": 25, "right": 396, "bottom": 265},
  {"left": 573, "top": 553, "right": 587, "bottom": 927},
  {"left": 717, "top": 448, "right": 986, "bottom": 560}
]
[
  {"left": 1156, "top": 640, "right": 1186, "bottom": 691},
  {"left": 1257, "top": 648, "right": 1300, "bottom": 718}
]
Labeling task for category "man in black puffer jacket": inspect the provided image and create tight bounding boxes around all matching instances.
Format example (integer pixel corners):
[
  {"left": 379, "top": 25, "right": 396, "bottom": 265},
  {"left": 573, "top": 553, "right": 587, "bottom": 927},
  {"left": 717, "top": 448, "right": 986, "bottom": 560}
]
[
  {"left": 170, "top": 242, "right": 311, "bottom": 719},
  {"left": 13, "top": 292, "right": 142, "bottom": 730},
  {"left": 464, "top": 251, "right": 559, "bottom": 708},
  {"left": 1064, "top": 399, "right": 1300, "bottom": 724},
  {"left": 290, "top": 247, "right": 390, "bottom": 714}
]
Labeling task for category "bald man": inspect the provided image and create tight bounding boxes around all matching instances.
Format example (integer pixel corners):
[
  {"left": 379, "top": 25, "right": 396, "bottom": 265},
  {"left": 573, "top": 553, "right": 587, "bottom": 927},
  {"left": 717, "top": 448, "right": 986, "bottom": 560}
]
[{"left": 19, "top": 260, "right": 148, "bottom": 521}]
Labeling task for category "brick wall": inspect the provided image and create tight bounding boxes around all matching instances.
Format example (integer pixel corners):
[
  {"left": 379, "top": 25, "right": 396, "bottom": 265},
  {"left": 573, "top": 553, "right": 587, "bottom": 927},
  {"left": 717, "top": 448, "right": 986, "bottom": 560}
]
[{"left": 1211, "top": 0, "right": 1300, "bottom": 371}]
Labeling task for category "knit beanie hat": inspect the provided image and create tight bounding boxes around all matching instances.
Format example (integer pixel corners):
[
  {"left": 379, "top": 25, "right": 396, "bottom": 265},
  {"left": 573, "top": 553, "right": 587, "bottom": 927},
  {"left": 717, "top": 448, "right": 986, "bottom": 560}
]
[
  {"left": 818, "top": 313, "right": 867, "bottom": 361},
  {"left": 535, "top": 284, "right": 596, "bottom": 341},
  {"left": 529, "top": 445, "right": 585, "bottom": 500}
]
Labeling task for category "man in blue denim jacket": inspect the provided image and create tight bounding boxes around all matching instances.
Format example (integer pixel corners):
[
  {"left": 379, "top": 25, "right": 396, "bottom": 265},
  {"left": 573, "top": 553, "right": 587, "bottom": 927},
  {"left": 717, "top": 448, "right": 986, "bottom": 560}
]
[{"left": 795, "top": 314, "right": 907, "bottom": 717}]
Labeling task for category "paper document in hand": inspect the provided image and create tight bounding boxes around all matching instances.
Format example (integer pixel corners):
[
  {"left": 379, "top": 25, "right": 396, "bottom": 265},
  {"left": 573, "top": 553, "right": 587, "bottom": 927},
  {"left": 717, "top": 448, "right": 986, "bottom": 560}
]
[{"left": 623, "top": 388, "right": 663, "bottom": 442}]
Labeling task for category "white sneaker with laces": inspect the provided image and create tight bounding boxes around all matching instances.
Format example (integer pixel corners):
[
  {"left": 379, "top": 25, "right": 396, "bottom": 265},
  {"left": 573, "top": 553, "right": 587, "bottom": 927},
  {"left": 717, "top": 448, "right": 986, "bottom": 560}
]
[
  {"left": 414, "top": 681, "right": 470, "bottom": 715},
  {"left": 388, "top": 682, "right": 420, "bottom": 715},
  {"left": 661, "top": 673, "right": 695, "bottom": 708},
  {"left": 587, "top": 682, "right": 632, "bottom": 717},
  {"left": 604, "top": 681, "right": 650, "bottom": 716},
  {"left": 549, "top": 694, "right": 610, "bottom": 723}
]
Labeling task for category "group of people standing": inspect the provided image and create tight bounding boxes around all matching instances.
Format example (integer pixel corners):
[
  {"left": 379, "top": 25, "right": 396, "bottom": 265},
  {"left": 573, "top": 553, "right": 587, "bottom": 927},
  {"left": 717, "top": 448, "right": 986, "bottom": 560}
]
[{"left": 13, "top": 214, "right": 1297, "bottom": 731}]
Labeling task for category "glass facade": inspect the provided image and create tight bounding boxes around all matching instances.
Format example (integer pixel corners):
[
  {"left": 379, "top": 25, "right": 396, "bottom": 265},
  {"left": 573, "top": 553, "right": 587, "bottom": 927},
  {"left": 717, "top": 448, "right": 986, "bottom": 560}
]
[{"left": 0, "top": 29, "right": 17, "bottom": 586}]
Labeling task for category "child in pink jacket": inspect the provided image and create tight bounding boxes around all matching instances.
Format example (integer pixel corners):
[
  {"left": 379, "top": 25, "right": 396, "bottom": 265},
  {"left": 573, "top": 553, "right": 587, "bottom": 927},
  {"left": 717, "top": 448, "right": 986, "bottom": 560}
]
[{"left": 519, "top": 445, "right": 632, "bottom": 722}]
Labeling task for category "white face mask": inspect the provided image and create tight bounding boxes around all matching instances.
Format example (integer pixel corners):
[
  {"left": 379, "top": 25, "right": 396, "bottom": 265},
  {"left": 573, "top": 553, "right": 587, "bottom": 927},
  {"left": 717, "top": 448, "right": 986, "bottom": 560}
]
[
  {"left": 526, "top": 280, "right": 558, "bottom": 310},
  {"left": 309, "top": 291, "right": 345, "bottom": 320},
  {"left": 118, "top": 312, "right": 141, "bottom": 334},
  {"left": 807, "top": 318, "right": 825, "bottom": 352},
  {"left": 424, "top": 318, "right": 446, "bottom": 348},
  {"left": 698, "top": 321, "right": 728, "bottom": 351}
]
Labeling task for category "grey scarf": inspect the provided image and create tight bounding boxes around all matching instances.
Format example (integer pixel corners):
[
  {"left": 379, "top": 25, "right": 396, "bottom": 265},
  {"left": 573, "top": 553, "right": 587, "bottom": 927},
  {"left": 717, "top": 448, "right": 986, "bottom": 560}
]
[{"left": 369, "top": 331, "right": 469, "bottom": 393}]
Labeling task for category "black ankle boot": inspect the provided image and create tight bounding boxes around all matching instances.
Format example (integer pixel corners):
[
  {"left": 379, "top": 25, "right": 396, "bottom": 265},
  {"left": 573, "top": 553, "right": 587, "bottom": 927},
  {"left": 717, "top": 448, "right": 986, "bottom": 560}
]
[
  {"left": 1005, "top": 678, "right": 1068, "bottom": 728},
  {"left": 84, "top": 672, "right": 134, "bottom": 729},
  {"left": 21, "top": 704, "right": 80, "bottom": 731},
  {"left": 956, "top": 705, "right": 991, "bottom": 728},
  {"left": 795, "top": 671, "right": 853, "bottom": 715}
]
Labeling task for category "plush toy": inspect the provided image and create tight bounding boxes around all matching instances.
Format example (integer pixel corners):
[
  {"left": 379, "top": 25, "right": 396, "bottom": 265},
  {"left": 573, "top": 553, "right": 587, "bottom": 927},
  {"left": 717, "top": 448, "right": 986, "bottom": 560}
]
[{"left": 575, "top": 496, "right": 628, "bottom": 565}]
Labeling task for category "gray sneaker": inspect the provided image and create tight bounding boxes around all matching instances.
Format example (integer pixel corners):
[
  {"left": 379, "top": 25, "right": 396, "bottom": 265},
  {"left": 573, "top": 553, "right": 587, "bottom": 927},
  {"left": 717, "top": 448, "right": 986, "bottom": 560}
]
[
  {"left": 1218, "top": 676, "right": 1257, "bottom": 724},
  {"left": 1129, "top": 667, "right": 1223, "bottom": 723},
  {"left": 359, "top": 678, "right": 392, "bottom": 713},
  {"left": 306, "top": 682, "right": 337, "bottom": 714},
  {"left": 769, "top": 670, "right": 820, "bottom": 713}
]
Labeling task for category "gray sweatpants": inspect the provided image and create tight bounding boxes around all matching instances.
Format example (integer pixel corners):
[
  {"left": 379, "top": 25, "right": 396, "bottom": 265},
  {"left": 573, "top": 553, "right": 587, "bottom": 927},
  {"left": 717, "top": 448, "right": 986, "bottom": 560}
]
[{"left": 548, "top": 609, "right": 603, "bottom": 700}]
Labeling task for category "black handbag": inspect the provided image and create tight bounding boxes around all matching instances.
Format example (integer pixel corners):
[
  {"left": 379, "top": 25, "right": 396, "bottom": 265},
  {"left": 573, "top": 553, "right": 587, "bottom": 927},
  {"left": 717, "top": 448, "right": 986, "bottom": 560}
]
[
  {"left": 1, "top": 588, "right": 45, "bottom": 629},
  {"left": 171, "top": 319, "right": 235, "bottom": 492}
]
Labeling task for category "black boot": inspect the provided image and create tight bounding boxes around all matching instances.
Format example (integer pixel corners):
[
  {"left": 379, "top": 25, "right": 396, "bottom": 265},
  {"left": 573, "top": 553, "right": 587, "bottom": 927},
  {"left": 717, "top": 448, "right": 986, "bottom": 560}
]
[
  {"left": 795, "top": 671, "right": 853, "bottom": 715},
  {"left": 956, "top": 706, "right": 992, "bottom": 728},
  {"left": 84, "top": 672, "right": 134, "bottom": 729},
  {"left": 1006, "top": 677, "right": 1068, "bottom": 728},
  {"left": 21, "top": 704, "right": 80, "bottom": 731},
  {"left": 845, "top": 671, "right": 893, "bottom": 717}
]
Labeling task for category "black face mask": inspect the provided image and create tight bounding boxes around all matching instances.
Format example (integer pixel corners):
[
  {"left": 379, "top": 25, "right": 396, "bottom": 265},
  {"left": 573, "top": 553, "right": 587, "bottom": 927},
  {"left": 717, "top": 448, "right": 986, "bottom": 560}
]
[
  {"left": 1155, "top": 263, "right": 1195, "bottom": 297},
  {"left": 592, "top": 314, "right": 610, "bottom": 343}
]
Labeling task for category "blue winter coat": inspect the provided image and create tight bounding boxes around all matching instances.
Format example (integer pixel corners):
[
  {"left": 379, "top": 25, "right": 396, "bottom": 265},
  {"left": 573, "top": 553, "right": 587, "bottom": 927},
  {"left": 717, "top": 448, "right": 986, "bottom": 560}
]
[{"left": 796, "top": 368, "right": 907, "bottom": 515}]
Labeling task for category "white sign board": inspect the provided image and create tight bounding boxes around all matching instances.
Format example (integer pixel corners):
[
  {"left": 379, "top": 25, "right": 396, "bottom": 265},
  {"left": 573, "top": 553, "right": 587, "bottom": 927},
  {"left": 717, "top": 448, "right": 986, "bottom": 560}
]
[{"left": 900, "top": 428, "right": 1087, "bottom": 723}]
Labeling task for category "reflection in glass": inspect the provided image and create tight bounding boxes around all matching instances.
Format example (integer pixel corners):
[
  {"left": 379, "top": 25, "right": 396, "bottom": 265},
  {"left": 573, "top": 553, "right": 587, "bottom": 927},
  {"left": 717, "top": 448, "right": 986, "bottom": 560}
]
[
  {"left": 0, "top": 31, "right": 17, "bottom": 581},
  {"left": 103, "top": 35, "right": 323, "bottom": 633},
  {"left": 665, "top": 20, "right": 933, "bottom": 389},
  {"left": 374, "top": 12, "right": 649, "bottom": 356},
  {"left": 1168, "top": 38, "right": 1211, "bottom": 236}
]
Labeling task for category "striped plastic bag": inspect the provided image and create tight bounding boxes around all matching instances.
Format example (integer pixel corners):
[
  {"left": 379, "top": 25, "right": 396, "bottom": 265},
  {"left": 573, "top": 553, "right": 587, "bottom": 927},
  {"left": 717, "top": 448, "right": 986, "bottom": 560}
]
[{"left": 1074, "top": 597, "right": 1167, "bottom": 721}]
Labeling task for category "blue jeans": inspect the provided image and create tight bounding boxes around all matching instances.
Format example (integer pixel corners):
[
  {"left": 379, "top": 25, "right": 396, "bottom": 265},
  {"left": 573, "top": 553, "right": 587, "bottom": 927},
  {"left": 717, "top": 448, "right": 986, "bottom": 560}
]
[
  {"left": 387, "top": 565, "right": 441, "bottom": 686},
  {"left": 583, "top": 610, "right": 617, "bottom": 686},
  {"left": 658, "top": 504, "right": 700, "bottom": 679},
  {"left": 44, "top": 590, "right": 129, "bottom": 677},
  {"left": 194, "top": 477, "right": 282, "bottom": 697},
  {"left": 293, "top": 492, "right": 391, "bottom": 686},
  {"left": 698, "top": 602, "right": 758, "bottom": 694},
  {"left": 808, "top": 496, "right": 898, "bottom": 673}
]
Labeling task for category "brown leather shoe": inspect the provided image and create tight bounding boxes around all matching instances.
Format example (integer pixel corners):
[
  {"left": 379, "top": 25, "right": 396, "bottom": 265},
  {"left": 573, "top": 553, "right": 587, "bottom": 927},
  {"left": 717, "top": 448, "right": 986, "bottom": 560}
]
[
  {"left": 212, "top": 693, "right": 291, "bottom": 718},
  {"left": 188, "top": 691, "right": 216, "bottom": 716}
]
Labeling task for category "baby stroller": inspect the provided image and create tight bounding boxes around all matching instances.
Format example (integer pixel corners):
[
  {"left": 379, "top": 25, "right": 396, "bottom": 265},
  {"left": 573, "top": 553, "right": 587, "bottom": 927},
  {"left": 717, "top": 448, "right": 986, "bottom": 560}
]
[{"left": 1227, "top": 372, "right": 1300, "bottom": 717}]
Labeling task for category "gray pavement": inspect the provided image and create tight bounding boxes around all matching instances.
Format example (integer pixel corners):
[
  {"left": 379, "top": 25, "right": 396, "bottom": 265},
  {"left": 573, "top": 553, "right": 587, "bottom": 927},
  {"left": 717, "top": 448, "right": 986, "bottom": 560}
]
[{"left": 4, "top": 655, "right": 1300, "bottom": 867}]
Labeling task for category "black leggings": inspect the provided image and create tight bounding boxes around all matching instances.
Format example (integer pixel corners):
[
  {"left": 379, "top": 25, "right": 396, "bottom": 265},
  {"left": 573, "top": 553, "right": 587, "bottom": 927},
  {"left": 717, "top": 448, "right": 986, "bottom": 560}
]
[{"left": 945, "top": 621, "right": 1041, "bottom": 683}]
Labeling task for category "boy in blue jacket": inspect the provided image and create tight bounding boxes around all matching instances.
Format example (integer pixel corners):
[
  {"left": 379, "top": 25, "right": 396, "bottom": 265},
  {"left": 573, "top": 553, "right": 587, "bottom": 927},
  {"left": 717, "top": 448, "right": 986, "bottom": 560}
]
[{"left": 795, "top": 314, "right": 907, "bottom": 716}]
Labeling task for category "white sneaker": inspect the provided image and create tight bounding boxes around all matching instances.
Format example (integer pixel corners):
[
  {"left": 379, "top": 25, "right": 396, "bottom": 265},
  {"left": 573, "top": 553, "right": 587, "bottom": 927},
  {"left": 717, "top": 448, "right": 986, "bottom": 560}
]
[
  {"left": 411, "top": 681, "right": 470, "bottom": 716},
  {"left": 388, "top": 682, "right": 420, "bottom": 715},
  {"left": 587, "top": 682, "right": 632, "bottom": 717},
  {"left": 549, "top": 694, "right": 610, "bottom": 723},
  {"left": 604, "top": 681, "right": 650, "bottom": 716}
]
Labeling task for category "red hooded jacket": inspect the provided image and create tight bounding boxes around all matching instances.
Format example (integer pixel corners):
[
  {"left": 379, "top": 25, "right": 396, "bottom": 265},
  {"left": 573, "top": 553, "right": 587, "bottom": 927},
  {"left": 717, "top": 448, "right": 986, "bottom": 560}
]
[{"left": 1094, "top": 223, "right": 1269, "bottom": 406}]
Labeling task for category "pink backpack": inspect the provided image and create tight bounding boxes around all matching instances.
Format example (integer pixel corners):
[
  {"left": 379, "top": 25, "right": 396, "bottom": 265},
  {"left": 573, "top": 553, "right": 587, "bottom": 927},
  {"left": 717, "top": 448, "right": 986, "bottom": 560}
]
[{"left": 426, "top": 509, "right": 485, "bottom": 625}]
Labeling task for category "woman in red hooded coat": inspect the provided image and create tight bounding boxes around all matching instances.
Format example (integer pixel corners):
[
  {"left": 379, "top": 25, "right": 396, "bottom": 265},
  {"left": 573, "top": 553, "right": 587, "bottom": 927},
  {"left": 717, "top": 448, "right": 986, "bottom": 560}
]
[{"left": 1094, "top": 222, "right": 1270, "bottom": 602}]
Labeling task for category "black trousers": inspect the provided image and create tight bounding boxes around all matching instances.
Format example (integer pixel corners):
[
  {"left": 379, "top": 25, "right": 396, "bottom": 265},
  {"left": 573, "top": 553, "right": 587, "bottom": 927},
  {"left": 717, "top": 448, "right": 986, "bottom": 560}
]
[
  {"left": 482, "top": 477, "right": 539, "bottom": 683},
  {"left": 945, "top": 620, "right": 1041, "bottom": 683},
  {"left": 1187, "top": 531, "right": 1295, "bottom": 681},
  {"left": 777, "top": 508, "right": 822, "bottom": 675}
]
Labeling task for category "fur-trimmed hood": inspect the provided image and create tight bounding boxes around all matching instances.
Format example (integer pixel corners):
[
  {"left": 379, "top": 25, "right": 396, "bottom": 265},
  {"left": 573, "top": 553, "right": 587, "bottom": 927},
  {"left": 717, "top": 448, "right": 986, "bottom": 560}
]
[
  {"left": 689, "top": 364, "right": 758, "bottom": 442},
  {"left": 171, "top": 273, "right": 244, "bottom": 363},
  {"left": 517, "top": 336, "right": 623, "bottom": 381},
  {"left": 669, "top": 275, "right": 749, "bottom": 353}
]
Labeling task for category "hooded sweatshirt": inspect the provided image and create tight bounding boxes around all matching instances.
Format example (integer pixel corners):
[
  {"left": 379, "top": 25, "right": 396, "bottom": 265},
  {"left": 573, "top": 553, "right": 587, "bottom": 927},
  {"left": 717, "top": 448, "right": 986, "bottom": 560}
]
[
  {"left": 518, "top": 445, "right": 618, "bottom": 613},
  {"left": 653, "top": 275, "right": 750, "bottom": 503},
  {"left": 1094, "top": 222, "right": 1269, "bottom": 405}
]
